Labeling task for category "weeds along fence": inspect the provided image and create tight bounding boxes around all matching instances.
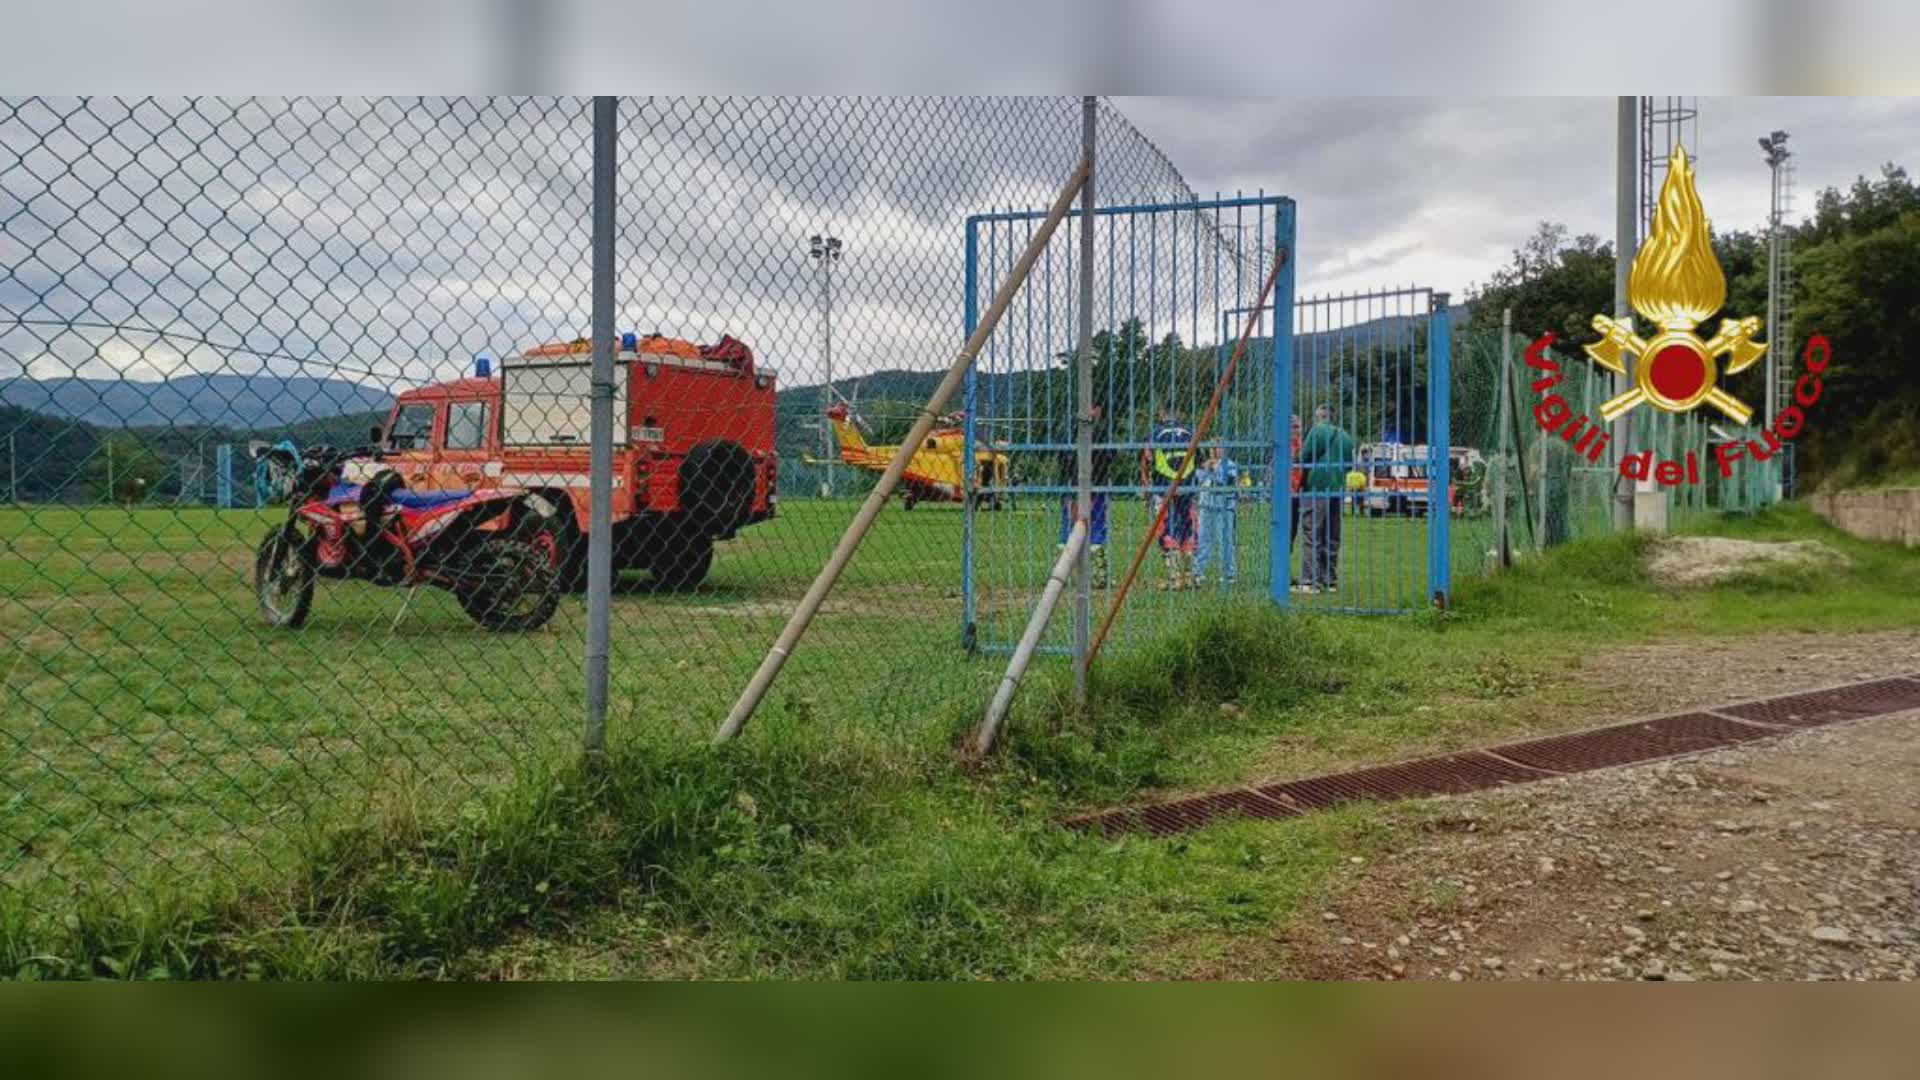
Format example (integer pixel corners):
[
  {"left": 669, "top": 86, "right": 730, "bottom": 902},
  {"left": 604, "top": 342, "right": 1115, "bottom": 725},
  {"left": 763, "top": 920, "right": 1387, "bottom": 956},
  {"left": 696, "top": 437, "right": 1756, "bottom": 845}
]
[{"left": 0, "top": 96, "right": 1268, "bottom": 920}]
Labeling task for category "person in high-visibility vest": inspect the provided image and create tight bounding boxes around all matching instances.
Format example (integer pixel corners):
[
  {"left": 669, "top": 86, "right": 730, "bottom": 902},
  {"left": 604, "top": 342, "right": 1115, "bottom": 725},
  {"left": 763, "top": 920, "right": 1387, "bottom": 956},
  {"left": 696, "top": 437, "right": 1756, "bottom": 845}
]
[{"left": 1150, "top": 408, "right": 1197, "bottom": 590}]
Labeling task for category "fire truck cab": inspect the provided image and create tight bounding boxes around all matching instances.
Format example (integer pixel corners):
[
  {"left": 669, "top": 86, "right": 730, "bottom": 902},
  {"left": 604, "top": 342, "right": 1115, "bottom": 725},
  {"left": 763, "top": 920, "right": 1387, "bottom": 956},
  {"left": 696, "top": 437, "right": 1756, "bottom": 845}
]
[{"left": 374, "top": 332, "right": 777, "bottom": 590}]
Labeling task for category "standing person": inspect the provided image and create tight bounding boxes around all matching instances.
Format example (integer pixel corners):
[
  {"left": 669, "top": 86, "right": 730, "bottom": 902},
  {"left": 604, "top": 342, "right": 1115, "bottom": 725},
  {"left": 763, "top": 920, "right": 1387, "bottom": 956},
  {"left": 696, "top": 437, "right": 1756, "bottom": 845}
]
[
  {"left": 1056, "top": 402, "right": 1113, "bottom": 587},
  {"left": 1150, "top": 407, "right": 1197, "bottom": 590},
  {"left": 1193, "top": 444, "right": 1241, "bottom": 586},
  {"left": 1295, "top": 403, "right": 1355, "bottom": 594}
]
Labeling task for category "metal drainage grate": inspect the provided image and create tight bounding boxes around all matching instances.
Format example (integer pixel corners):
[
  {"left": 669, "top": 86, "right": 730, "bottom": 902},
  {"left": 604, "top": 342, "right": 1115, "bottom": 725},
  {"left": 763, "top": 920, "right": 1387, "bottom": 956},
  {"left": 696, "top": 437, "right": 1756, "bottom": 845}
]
[
  {"left": 1255, "top": 751, "right": 1550, "bottom": 813},
  {"left": 1488, "top": 711, "right": 1776, "bottom": 774},
  {"left": 1061, "top": 674, "right": 1920, "bottom": 840},
  {"left": 1719, "top": 676, "right": 1920, "bottom": 729},
  {"left": 1064, "top": 788, "right": 1295, "bottom": 839}
]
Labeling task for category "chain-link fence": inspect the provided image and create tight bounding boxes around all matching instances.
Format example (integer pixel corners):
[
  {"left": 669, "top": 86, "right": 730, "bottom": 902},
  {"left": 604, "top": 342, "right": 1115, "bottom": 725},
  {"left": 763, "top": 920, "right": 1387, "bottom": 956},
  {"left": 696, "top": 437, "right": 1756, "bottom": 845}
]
[
  {"left": 13, "top": 97, "right": 1771, "bottom": 935},
  {"left": 0, "top": 96, "right": 1259, "bottom": 926},
  {"left": 1452, "top": 310, "right": 1792, "bottom": 569}
]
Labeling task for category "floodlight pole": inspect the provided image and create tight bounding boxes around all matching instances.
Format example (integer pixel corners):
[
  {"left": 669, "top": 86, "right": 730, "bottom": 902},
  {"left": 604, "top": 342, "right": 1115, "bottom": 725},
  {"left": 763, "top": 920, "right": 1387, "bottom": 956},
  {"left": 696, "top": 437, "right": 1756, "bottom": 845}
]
[
  {"left": 811, "top": 234, "right": 843, "bottom": 498},
  {"left": 1072, "top": 96, "right": 1096, "bottom": 705},
  {"left": 1760, "top": 130, "right": 1790, "bottom": 504},
  {"left": 1612, "top": 95, "right": 1637, "bottom": 534},
  {"left": 583, "top": 94, "right": 616, "bottom": 758}
]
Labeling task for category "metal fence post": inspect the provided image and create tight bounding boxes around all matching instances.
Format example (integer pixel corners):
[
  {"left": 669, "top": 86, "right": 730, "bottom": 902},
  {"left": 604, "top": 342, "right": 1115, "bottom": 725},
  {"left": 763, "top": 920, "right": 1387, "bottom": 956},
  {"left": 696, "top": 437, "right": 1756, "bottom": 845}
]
[
  {"left": 1072, "top": 96, "right": 1095, "bottom": 704},
  {"left": 584, "top": 95, "right": 616, "bottom": 758},
  {"left": 960, "top": 216, "right": 980, "bottom": 651},
  {"left": 215, "top": 443, "right": 232, "bottom": 509},
  {"left": 1496, "top": 307, "right": 1513, "bottom": 567},
  {"left": 1427, "top": 293, "right": 1452, "bottom": 607},
  {"left": 1268, "top": 201, "right": 1297, "bottom": 606},
  {"left": 1612, "top": 96, "right": 1637, "bottom": 534}
]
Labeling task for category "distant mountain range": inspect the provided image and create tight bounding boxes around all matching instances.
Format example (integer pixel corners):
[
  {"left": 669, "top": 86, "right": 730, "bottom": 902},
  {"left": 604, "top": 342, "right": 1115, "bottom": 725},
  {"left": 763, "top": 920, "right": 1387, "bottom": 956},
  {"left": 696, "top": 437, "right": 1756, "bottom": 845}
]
[
  {"left": 0, "top": 374, "right": 394, "bottom": 429},
  {"left": 8, "top": 302, "right": 1469, "bottom": 433},
  {"left": 5, "top": 306, "right": 1469, "bottom": 499}
]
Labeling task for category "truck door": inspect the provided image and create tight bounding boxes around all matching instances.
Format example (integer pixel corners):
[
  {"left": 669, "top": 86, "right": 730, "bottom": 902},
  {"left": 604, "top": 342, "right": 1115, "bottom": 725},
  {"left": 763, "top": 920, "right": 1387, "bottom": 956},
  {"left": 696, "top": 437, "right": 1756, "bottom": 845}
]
[{"left": 435, "top": 397, "right": 493, "bottom": 492}]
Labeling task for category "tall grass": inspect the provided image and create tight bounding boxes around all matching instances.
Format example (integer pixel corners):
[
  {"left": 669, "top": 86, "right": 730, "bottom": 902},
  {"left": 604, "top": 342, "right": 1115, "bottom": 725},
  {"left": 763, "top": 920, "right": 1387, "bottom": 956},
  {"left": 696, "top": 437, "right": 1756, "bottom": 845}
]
[
  {"left": 9, "top": 502, "right": 1916, "bottom": 979},
  {"left": 1003, "top": 607, "right": 1357, "bottom": 799},
  {"left": 4, "top": 605, "right": 1378, "bottom": 979}
]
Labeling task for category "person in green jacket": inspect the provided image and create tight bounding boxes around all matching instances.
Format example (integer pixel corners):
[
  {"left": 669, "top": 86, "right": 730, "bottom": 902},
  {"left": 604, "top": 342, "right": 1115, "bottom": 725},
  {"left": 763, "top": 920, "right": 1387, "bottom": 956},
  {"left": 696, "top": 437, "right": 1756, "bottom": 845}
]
[{"left": 1294, "top": 403, "right": 1355, "bottom": 594}]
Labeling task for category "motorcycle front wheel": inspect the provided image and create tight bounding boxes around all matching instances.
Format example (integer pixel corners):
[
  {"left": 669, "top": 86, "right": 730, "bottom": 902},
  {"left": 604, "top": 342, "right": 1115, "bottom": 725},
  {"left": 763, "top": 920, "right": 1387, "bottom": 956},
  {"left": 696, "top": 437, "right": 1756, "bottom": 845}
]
[
  {"left": 255, "top": 526, "right": 315, "bottom": 629},
  {"left": 455, "top": 535, "right": 560, "bottom": 632}
]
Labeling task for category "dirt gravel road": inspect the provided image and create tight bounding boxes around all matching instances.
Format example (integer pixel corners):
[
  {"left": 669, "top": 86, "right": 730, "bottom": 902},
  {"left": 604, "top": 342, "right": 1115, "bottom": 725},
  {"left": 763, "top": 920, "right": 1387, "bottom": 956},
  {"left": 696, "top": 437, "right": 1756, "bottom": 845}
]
[{"left": 1288, "top": 632, "right": 1920, "bottom": 981}]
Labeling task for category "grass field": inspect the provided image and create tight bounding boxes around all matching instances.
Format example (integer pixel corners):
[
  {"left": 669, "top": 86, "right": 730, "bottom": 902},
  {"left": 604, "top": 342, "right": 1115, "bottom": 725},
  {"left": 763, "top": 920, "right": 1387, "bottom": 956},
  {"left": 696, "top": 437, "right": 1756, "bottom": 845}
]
[
  {"left": 0, "top": 499, "right": 1001, "bottom": 916},
  {"left": 0, "top": 493, "right": 1487, "bottom": 914},
  {"left": 7, "top": 494, "right": 1912, "bottom": 978}
]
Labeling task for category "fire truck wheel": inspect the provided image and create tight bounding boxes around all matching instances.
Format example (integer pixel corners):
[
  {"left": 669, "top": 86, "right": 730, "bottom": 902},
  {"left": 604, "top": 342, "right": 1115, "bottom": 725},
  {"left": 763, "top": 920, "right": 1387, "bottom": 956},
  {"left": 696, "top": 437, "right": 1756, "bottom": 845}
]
[
  {"left": 650, "top": 538, "right": 713, "bottom": 592},
  {"left": 679, "top": 439, "right": 755, "bottom": 538}
]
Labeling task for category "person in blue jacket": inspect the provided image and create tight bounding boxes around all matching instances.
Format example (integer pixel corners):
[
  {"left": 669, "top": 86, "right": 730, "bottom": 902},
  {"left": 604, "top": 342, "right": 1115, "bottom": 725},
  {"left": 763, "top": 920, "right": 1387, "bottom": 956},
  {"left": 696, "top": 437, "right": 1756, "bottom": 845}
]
[{"left": 1193, "top": 444, "right": 1241, "bottom": 586}]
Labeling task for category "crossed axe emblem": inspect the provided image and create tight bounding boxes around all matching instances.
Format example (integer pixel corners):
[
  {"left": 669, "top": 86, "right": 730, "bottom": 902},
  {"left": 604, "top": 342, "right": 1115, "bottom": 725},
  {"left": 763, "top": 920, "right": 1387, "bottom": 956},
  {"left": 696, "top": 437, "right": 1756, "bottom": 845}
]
[{"left": 1585, "top": 313, "right": 1766, "bottom": 425}]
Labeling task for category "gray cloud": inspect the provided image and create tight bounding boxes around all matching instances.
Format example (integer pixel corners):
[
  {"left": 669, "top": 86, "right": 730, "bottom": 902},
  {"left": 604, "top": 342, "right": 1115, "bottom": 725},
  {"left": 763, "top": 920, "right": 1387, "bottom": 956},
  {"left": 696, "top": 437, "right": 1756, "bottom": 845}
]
[
  {"left": 9, "top": 94, "right": 1912, "bottom": 423},
  {"left": 5, "top": 96, "right": 1264, "bottom": 419},
  {"left": 1117, "top": 96, "right": 1920, "bottom": 300}
]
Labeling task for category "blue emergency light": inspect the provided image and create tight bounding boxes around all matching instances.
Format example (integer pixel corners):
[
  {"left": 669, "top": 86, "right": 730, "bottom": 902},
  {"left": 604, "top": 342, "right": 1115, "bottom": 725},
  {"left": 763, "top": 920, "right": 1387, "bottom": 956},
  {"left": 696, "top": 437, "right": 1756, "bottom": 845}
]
[
  {"left": 474, "top": 355, "right": 492, "bottom": 377},
  {"left": 621, "top": 331, "right": 638, "bottom": 351}
]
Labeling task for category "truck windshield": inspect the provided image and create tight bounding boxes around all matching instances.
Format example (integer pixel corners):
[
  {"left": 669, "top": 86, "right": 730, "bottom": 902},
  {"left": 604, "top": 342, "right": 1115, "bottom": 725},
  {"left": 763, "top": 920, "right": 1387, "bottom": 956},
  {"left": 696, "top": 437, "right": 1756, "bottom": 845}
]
[{"left": 386, "top": 403, "right": 435, "bottom": 450}]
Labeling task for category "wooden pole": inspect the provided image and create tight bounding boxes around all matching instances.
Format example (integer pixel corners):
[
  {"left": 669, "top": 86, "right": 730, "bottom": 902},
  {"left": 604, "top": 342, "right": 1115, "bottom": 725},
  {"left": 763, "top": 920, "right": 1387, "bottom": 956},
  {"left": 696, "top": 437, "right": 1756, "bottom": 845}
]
[{"left": 714, "top": 160, "right": 1091, "bottom": 743}]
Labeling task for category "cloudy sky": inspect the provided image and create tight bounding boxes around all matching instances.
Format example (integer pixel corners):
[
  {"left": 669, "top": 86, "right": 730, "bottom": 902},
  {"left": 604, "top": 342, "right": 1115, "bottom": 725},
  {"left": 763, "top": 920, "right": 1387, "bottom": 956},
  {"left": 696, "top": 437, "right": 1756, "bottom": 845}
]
[
  {"left": 5, "top": 95, "right": 1917, "bottom": 412},
  {"left": 1119, "top": 96, "right": 1920, "bottom": 299}
]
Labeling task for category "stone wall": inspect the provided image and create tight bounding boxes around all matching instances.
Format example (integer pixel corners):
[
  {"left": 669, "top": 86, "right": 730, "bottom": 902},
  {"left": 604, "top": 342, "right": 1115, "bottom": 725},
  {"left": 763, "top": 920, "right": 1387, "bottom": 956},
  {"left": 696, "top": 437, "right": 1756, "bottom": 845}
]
[{"left": 1808, "top": 488, "right": 1920, "bottom": 547}]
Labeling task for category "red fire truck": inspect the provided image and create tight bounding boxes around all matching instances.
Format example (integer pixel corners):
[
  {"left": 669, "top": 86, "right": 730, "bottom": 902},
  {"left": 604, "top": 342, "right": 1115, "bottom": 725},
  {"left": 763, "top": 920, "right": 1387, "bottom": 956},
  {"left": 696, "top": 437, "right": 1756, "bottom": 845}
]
[{"left": 369, "top": 332, "right": 777, "bottom": 590}]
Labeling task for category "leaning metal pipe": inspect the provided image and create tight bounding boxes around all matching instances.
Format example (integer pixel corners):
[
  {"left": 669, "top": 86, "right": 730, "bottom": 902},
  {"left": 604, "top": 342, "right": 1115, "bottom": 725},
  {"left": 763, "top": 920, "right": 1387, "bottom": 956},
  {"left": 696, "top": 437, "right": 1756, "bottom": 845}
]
[
  {"left": 970, "top": 519, "right": 1087, "bottom": 758},
  {"left": 714, "top": 159, "right": 1091, "bottom": 743}
]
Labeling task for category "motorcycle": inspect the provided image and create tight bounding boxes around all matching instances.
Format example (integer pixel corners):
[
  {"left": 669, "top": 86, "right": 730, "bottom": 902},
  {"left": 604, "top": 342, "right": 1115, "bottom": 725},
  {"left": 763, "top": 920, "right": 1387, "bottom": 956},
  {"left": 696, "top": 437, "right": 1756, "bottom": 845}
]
[{"left": 250, "top": 441, "right": 560, "bottom": 632}]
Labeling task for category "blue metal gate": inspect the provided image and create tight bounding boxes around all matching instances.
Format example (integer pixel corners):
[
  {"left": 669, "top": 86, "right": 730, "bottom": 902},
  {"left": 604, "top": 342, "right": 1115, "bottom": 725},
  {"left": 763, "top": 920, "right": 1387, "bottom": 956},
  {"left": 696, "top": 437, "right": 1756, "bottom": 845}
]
[
  {"left": 959, "top": 195, "right": 1448, "bottom": 656},
  {"left": 1284, "top": 287, "right": 1452, "bottom": 615}
]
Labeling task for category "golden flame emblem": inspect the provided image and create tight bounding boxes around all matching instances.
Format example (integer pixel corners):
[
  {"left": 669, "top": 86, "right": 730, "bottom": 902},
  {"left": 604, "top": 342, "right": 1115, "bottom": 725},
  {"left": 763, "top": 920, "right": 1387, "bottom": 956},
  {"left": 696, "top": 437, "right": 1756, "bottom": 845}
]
[{"left": 1586, "top": 145, "right": 1766, "bottom": 424}]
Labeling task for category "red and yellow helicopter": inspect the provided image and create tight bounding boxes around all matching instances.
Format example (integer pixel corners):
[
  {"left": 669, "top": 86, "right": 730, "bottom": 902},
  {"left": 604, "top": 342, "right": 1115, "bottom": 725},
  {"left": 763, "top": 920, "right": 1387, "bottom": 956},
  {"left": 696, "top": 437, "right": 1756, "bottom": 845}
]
[{"left": 806, "top": 401, "right": 1012, "bottom": 509}]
